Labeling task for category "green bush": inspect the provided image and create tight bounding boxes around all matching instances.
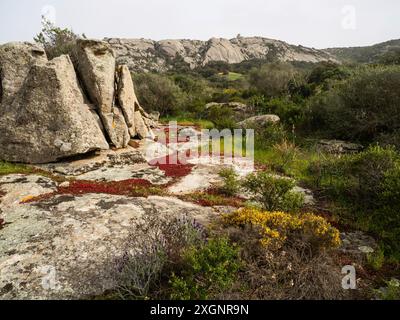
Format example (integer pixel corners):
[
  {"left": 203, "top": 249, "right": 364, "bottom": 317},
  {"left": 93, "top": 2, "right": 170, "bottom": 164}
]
[
  {"left": 375, "top": 279, "right": 400, "bottom": 300},
  {"left": 218, "top": 168, "right": 240, "bottom": 196},
  {"left": 249, "top": 63, "right": 298, "bottom": 98},
  {"left": 307, "top": 146, "right": 400, "bottom": 258},
  {"left": 133, "top": 73, "right": 186, "bottom": 116},
  {"left": 243, "top": 171, "right": 304, "bottom": 212},
  {"left": 206, "top": 105, "right": 237, "bottom": 130},
  {"left": 34, "top": 17, "right": 83, "bottom": 59},
  {"left": 309, "top": 66, "right": 400, "bottom": 143},
  {"left": 113, "top": 215, "right": 203, "bottom": 300},
  {"left": 261, "top": 97, "right": 305, "bottom": 126},
  {"left": 169, "top": 238, "right": 241, "bottom": 300},
  {"left": 254, "top": 123, "right": 288, "bottom": 150}
]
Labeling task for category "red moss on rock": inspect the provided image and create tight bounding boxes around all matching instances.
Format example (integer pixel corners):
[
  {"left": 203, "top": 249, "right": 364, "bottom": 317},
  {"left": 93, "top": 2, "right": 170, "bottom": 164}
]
[
  {"left": 151, "top": 153, "right": 194, "bottom": 178},
  {"left": 59, "top": 179, "right": 152, "bottom": 196},
  {"left": 21, "top": 178, "right": 154, "bottom": 203}
]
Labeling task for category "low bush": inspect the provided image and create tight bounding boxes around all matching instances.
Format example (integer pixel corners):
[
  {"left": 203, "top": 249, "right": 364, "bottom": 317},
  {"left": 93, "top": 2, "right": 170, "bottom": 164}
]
[
  {"left": 309, "top": 65, "right": 400, "bottom": 144},
  {"left": 272, "top": 140, "right": 299, "bottom": 172},
  {"left": 218, "top": 168, "right": 240, "bottom": 196},
  {"left": 206, "top": 105, "right": 237, "bottom": 130},
  {"left": 243, "top": 172, "right": 304, "bottom": 212},
  {"left": 307, "top": 146, "right": 400, "bottom": 258},
  {"left": 254, "top": 123, "right": 288, "bottom": 149},
  {"left": 113, "top": 214, "right": 204, "bottom": 300},
  {"left": 222, "top": 208, "right": 345, "bottom": 300},
  {"left": 169, "top": 238, "right": 241, "bottom": 300},
  {"left": 375, "top": 279, "right": 400, "bottom": 300},
  {"left": 224, "top": 208, "right": 341, "bottom": 251}
]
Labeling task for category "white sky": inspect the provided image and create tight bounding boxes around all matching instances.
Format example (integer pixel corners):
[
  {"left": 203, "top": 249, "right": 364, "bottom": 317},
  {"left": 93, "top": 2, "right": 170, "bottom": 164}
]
[{"left": 0, "top": 0, "right": 399, "bottom": 48}]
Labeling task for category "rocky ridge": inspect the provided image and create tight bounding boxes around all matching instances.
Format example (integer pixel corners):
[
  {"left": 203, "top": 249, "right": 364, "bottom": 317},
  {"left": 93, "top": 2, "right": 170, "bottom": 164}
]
[{"left": 104, "top": 36, "right": 337, "bottom": 72}]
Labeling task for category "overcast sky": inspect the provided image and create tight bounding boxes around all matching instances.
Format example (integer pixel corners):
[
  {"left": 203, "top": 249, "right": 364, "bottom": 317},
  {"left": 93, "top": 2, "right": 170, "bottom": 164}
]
[{"left": 0, "top": 0, "right": 399, "bottom": 48}]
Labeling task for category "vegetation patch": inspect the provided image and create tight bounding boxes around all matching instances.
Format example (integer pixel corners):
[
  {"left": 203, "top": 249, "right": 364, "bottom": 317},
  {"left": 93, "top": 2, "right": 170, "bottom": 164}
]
[
  {"left": 151, "top": 154, "right": 195, "bottom": 178},
  {"left": 21, "top": 179, "right": 167, "bottom": 203},
  {"left": 182, "top": 188, "right": 245, "bottom": 208},
  {"left": 224, "top": 208, "right": 341, "bottom": 251}
]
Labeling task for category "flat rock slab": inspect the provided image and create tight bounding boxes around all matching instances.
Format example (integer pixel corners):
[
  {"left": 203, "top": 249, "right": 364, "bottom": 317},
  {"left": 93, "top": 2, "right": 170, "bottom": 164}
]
[
  {"left": 76, "top": 163, "right": 171, "bottom": 185},
  {"left": 36, "top": 147, "right": 146, "bottom": 177},
  {"left": 0, "top": 175, "right": 57, "bottom": 212},
  {"left": 0, "top": 178, "right": 216, "bottom": 299}
]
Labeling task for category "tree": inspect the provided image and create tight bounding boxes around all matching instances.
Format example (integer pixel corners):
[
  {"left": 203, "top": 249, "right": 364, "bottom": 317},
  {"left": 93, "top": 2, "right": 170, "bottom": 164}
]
[
  {"left": 380, "top": 48, "right": 400, "bottom": 66},
  {"left": 133, "top": 73, "right": 186, "bottom": 116},
  {"left": 310, "top": 65, "right": 400, "bottom": 143},
  {"left": 34, "top": 16, "right": 85, "bottom": 59},
  {"left": 249, "top": 63, "right": 298, "bottom": 98}
]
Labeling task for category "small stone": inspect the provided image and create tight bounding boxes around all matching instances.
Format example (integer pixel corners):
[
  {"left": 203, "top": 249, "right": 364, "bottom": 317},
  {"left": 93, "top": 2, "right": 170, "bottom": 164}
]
[
  {"left": 358, "top": 246, "right": 375, "bottom": 254},
  {"left": 59, "top": 181, "right": 70, "bottom": 188}
]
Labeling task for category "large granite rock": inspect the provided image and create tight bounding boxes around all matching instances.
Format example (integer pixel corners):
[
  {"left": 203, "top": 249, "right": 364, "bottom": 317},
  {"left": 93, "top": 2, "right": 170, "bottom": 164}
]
[
  {"left": 74, "top": 39, "right": 129, "bottom": 148},
  {"left": 0, "top": 42, "right": 47, "bottom": 107},
  {"left": 0, "top": 55, "right": 109, "bottom": 164},
  {"left": 0, "top": 40, "right": 154, "bottom": 164}
]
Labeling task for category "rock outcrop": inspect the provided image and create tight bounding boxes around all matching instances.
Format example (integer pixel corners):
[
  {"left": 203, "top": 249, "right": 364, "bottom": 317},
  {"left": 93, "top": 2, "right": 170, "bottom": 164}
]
[
  {"left": 238, "top": 114, "right": 281, "bottom": 128},
  {"left": 0, "top": 40, "right": 155, "bottom": 164},
  {"left": 74, "top": 39, "right": 130, "bottom": 148},
  {"left": 105, "top": 36, "right": 338, "bottom": 72},
  {"left": 116, "top": 65, "right": 138, "bottom": 137},
  {"left": 317, "top": 140, "right": 363, "bottom": 154},
  {"left": 0, "top": 42, "right": 47, "bottom": 107},
  {"left": 0, "top": 55, "right": 109, "bottom": 163}
]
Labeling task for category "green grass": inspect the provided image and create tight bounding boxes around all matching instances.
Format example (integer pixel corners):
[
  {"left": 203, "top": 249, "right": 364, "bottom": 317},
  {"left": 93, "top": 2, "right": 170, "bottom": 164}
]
[
  {"left": 226, "top": 72, "right": 244, "bottom": 81},
  {"left": 160, "top": 116, "right": 215, "bottom": 130},
  {"left": 0, "top": 161, "right": 37, "bottom": 175}
]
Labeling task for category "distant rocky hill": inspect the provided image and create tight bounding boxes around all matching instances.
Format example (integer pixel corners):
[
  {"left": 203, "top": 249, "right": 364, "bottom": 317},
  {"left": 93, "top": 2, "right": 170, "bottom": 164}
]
[
  {"left": 104, "top": 36, "right": 337, "bottom": 73},
  {"left": 325, "top": 39, "right": 400, "bottom": 64}
]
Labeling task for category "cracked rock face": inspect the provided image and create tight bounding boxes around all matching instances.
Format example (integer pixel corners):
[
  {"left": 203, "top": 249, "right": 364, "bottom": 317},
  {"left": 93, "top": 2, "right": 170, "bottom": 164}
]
[
  {"left": 0, "top": 39, "right": 155, "bottom": 164},
  {"left": 0, "top": 42, "right": 48, "bottom": 107},
  {"left": 0, "top": 55, "right": 109, "bottom": 163},
  {"left": 74, "top": 39, "right": 130, "bottom": 148}
]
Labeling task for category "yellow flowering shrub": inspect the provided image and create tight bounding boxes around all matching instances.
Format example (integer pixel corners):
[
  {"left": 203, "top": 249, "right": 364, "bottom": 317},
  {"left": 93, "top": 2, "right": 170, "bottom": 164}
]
[{"left": 223, "top": 208, "right": 341, "bottom": 250}]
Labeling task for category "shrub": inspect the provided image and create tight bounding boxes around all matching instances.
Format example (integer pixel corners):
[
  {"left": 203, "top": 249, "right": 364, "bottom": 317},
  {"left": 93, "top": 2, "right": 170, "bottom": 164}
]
[
  {"left": 249, "top": 63, "right": 298, "bottom": 98},
  {"left": 309, "top": 66, "right": 400, "bottom": 143},
  {"left": 34, "top": 17, "right": 83, "bottom": 59},
  {"left": 254, "top": 123, "right": 288, "bottom": 149},
  {"left": 261, "top": 97, "right": 305, "bottom": 126},
  {"left": 367, "top": 247, "right": 385, "bottom": 271},
  {"left": 272, "top": 140, "right": 299, "bottom": 171},
  {"left": 169, "top": 238, "right": 241, "bottom": 300},
  {"left": 224, "top": 208, "right": 341, "bottom": 251},
  {"left": 218, "top": 168, "right": 240, "bottom": 196},
  {"left": 206, "top": 105, "right": 237, "bottom": 130},
  {"left": 113, "top": 214, "right": 204, "bottom": 300},
  {"left": 133, "top": 73, "right": 186, "bottom": 116},
  {"left": 307, "top": 146, "right": 400, "bottom": 258},
  {"left": 307, "top": 61, "right": 350, "bottom": 88},
  {"left": 375, "top": 279, "right": 400, "bottom": 300},
  {"left": 222, "top": 208, "right": 345, "bottom": 300},
  {"left": 243, "top": 172, "right": 304, "bottom": 212}
]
